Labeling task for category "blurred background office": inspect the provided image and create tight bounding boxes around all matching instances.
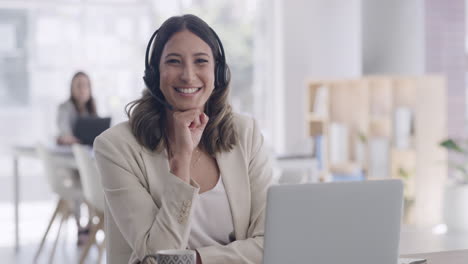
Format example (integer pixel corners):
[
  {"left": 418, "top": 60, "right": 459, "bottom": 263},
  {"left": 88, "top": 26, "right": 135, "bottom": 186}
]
[{"left": 1, "top": 0, "right": 467, "bottom": 263}]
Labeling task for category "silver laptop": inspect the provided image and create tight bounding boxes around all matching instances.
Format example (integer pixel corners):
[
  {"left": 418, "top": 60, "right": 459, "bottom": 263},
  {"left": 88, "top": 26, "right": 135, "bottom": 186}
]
[{"left": 263, "top": 179, "right": 404, "bottom": 264}]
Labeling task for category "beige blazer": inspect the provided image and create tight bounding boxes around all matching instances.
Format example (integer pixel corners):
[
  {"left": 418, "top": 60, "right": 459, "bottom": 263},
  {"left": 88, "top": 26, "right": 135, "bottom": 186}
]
[{"left": 94, "top": 113, "right": 273, "bottom": 264}]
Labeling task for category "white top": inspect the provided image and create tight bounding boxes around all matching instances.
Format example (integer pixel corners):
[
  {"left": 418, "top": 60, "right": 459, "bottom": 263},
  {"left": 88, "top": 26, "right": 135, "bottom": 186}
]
[{"left": 188, "top": 176, "right": 234, "bottom": 249}]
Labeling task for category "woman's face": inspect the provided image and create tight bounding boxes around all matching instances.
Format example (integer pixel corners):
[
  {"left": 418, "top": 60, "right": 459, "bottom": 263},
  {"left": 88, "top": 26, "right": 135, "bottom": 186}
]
[
  {"left": 158, "top": 30, "right": 215, "bottom": 112},
  {"left": 71, "top": 75, "right": 91, "bottom": 106}
]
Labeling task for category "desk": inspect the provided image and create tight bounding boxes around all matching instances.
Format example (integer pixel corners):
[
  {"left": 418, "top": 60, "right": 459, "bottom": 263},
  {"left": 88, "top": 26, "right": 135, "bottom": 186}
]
[
  {"left": 401, "top": 249, "right": 468, "bottom": 264},
  {"left": 12, "top": 145, "right": 76, "bottom": 251}
]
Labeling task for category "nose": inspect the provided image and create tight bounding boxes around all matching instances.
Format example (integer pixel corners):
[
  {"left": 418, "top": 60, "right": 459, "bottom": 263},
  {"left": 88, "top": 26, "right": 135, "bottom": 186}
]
[{"left": 180, "top": 64, "right": 196, "bottom": 83}]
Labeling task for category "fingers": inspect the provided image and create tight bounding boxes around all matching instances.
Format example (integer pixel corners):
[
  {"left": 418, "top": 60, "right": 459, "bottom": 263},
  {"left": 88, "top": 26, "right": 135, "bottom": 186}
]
[
  {"left": 188, "top": 112, "right": 201, "bottom": 130},
  {"left": 59, "top": 135, "right": 81, "bottom": 145},
  {"left": 170, "top": 110, "right": 209, "bottom": 156},
  {"left": 191, "top": 112, "right": 210, "bottom": 131},
  {"left": 173, "top": 109, "right": 208, "bottom": 130},
  {"left": 190, "top": 112, "right": 210, "bottom": 130},
  {"left": 200, "top": 113, "right": 209, "bottom": 129}
]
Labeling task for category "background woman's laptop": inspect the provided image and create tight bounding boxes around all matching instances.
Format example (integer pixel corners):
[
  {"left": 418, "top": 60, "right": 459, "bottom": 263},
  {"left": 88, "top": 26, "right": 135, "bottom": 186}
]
[
  {"left": 263, "top": 179, "right": 404, "bottom": 264},
  {"left": 73, "top": 116, "right": 111, "bottom": 146}
]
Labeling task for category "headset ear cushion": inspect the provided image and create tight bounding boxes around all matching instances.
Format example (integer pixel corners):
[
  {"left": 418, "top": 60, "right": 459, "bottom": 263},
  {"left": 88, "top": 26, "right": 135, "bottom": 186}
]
[
  {"left": 215, "top": 64, "right": 221, "bottom": 88},
  {"left": 143, "top": 67, "right": 158, "bottom": 89},
  {"left": 224, "top": 64, "right": 231, "bottom": 86},
  {"left": 215, "top": 63, "right": 229, "bottom": 89}
]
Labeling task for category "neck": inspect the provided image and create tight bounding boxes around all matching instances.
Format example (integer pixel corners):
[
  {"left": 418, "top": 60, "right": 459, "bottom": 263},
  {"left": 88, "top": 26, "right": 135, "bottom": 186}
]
[{"left": 77, "top": 103, "right": 87, "bottom": 114}]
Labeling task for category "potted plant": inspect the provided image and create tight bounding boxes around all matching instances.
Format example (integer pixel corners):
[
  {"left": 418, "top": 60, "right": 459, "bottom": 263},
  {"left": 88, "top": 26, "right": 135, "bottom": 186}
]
[
  {"left": 398, "top": 167, "right": 415, "bottom": 224},
  {"left": 439, "top": 138, "right": 468, "bottom": 232}
]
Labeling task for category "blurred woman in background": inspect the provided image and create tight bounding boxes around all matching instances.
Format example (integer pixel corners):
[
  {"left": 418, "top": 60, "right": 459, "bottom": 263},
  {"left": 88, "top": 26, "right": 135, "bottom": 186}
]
[
  {"left": 57, "top": 71, "right": 97, "bottom": 145},
  {"left": 56, "top": 71, "right": 97, "bottom": 245}
]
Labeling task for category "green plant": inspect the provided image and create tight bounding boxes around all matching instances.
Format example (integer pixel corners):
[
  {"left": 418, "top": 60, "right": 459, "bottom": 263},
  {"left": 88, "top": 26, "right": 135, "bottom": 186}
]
[
  {"left": 398, "top": 167, "right": 413, "bottom": 199},
  {"left": 357, "top": 131, "right": 367, "bottom": 143},
  {"left": 397, "top": 167, "right": 415, "bottom": 223},
  {"left": 440, "top": 138, "right": 468, "bottom": 184}
]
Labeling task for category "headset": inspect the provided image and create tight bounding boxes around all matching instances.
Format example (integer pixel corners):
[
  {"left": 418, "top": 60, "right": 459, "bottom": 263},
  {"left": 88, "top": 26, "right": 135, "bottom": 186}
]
[{"left": 143, "top": 26, "right": 230, "bottom": 111}]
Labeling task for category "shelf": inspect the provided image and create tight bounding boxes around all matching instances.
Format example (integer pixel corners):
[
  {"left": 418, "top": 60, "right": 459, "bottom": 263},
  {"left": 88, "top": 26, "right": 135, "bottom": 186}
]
[
  {"left": 369, "top": 117, "right": 391, "bottom": 122},
  {"left": 306, "top": 113, "right": 327, "bottom": 122},
  {"left": 330, "top": 161, "right": 362, "bottom": 174},
  {"left": 369, "top": 118, "right": 391, "bottom": 137},
  {"left": 308, "top": 122, "right": 324, "bottom": 136},
  {"left": 306, "top": 75, "right": 447, "bottom": 226},
  {"left": 391, "top": 148, "right": 416, "bottom": 154}
]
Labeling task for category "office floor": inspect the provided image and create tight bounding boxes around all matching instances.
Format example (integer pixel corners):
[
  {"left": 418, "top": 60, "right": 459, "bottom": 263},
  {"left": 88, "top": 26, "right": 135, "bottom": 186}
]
[
  {"left": 0, "top": 157, "right": 467, "bottom": 263},
  {"left": 0, "top": 156, "right": 103, "bottom": 264},
  {"left": 0, "top": 202, "right": 105, "bottom": 264}
]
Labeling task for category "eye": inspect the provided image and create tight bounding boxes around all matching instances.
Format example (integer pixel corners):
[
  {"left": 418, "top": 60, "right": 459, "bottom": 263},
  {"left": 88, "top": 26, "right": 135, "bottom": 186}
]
[
  {"left": 166, "top": 58, "right": 180, "bottom": 64},
  {"left": 195, "top": 58, "right": 209, "bottom": 64}
]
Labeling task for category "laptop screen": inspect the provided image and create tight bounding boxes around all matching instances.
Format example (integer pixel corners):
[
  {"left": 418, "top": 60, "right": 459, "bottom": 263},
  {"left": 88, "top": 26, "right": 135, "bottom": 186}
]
[
  {"left": 73, "top": 116, "right": 111, "bottom": 146},
  {"left": 263, "top": 180, "right": 403, "bottom": 264}
]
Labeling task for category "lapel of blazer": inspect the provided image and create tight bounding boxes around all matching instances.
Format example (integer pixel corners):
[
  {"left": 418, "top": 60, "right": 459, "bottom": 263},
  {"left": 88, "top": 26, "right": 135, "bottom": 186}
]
[
  {"left": 140, "top": 148, "right": 170, "bottom": 206},
  {"left": 216, "top": 148, "right": 249, "bottom": 240}
]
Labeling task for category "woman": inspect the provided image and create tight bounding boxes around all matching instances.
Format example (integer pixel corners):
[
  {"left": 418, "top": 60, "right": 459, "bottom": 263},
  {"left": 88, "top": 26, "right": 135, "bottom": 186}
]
[
  {"left": 56, "top": 71, "right": 97, "bottom": 245},
  {"left": 94, "top": 14, "right": 272, "bottom": 264},
  {"left": 57, "top": 71, "right": 97, "bottom": 145}
]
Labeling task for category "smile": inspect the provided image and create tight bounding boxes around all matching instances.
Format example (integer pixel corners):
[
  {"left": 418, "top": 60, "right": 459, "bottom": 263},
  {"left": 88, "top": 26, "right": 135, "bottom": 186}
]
[{"left": 174, "top": 87, "right": 202, "bottom": 94}]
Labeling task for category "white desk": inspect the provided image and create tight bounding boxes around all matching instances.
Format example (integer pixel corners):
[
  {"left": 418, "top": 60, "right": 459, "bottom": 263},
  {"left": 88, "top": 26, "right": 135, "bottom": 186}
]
[
  {"left": 401, "top": 249, "right": 468, "bottom": 264},
  {"left": 12, "top": 145, "right": 77, "bottom": 251}
]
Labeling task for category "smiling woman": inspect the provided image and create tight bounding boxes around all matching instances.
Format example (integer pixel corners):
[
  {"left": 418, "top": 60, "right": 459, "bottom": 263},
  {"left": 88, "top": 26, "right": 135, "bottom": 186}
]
[{"left": 93, "top": 14, "right": 273, "bottom": 264}]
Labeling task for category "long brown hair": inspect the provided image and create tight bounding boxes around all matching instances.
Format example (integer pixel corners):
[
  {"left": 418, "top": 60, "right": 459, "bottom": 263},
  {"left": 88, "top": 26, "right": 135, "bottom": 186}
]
[
  {"left": 126, "top": 14, "right": 237, "bottom": 155},
  {"left": 69, "top": 71, "right": 97, "bottom": 116}
]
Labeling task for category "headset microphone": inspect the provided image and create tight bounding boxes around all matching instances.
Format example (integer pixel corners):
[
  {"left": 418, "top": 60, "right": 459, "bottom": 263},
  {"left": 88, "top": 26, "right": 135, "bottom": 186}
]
[{"left": 146, "top": 88, "right": 174, "bottom": 111}]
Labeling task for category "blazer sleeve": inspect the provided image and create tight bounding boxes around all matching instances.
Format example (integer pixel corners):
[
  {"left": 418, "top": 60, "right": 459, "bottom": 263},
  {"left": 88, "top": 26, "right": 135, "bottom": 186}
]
[
  {"left": 196, "top": 118, "right": 273, "bottom": 264},
  {"left": 94, "top": 135, "right": 200, "bottom": 262}
]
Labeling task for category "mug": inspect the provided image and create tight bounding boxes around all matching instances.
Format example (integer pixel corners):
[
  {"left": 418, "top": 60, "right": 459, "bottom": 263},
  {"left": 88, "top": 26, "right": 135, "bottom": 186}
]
[{"left": 141, "top": 249, "right": 196, "bottom": 264}]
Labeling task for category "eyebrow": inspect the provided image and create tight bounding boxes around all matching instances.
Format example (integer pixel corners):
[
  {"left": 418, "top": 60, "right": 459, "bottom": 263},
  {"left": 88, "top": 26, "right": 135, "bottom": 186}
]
[
  {"left": 165, "top": 53, "right": 181, "bottom": 59},
  {"left": 194, "top": 52, "right": 210, "bottom": 57},
  {"left": 165, "top": 52, "right": 211, "bottom": 59}
]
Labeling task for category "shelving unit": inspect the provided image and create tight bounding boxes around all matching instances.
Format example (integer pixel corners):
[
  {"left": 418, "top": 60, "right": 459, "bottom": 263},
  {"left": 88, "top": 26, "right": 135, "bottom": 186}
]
[{"left": 307, "top": 75, "right": 447, "bottom": 226}]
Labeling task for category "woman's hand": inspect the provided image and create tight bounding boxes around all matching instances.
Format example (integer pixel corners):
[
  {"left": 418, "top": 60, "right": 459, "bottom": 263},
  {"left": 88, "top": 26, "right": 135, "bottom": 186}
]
[
  {"left": 169, "top": 109, "right": 209, "bottom": 182},
  {"left": 171, "top": 109, "right": 209, "bottom": 156},
  {"left": 57, "top": 135, "right": 80, "bottom": 145}
]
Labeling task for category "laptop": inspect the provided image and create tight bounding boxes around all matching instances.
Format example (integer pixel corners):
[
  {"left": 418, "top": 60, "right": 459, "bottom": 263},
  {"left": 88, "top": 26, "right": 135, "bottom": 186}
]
[
  {"left": 73, "top": 116, "right": 111, "bottom": 146},
  {"left": 263, "top": 179, "right": 404, "bottom": 264}
]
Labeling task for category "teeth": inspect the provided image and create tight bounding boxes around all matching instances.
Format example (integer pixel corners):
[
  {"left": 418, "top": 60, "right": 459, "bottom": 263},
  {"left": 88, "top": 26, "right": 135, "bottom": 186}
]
[{"left": 175, "top": 87, "right": 200, "bottom": 94}]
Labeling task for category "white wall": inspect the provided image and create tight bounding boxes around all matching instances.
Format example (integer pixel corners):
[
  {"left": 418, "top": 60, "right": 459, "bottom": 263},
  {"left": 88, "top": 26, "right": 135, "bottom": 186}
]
[
  {"left": 362, "top": 0, "right": 425, "bottom": 75},
  {"left": 279, "top": 0, "right": 362, "bottom": 154}
]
